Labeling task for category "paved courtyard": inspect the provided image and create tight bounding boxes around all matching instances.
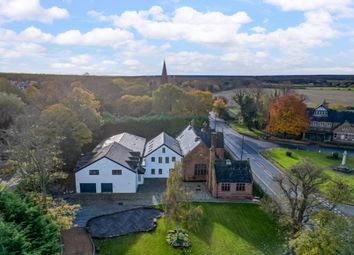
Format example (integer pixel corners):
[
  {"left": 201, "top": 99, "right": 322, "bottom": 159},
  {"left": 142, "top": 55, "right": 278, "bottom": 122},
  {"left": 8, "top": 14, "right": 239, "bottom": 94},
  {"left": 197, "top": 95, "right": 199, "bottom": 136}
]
[{"left": 66, "top": 179, "right": 253, "bottom": 227}]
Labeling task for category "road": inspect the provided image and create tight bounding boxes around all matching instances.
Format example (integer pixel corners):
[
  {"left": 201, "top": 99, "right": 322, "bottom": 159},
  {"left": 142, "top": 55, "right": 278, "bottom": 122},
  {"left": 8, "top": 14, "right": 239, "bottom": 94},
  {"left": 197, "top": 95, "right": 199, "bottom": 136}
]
[{"left": 209, "top": 114, "right": 354, "bottom": 216}]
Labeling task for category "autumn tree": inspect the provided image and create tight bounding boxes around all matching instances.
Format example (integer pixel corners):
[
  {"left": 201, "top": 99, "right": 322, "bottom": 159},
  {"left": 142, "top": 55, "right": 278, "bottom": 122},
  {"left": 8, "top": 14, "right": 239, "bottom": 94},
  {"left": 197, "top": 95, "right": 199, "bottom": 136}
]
[
  {"left": 114, "top": 95, "right": 153, "bottom": 117},
  {"left": 162, "top": 163, "right": 203, "bottom": 236},
  {"left": 40, "top": 103, "right": 92, "bottom": 168},
  {"left": 63, "top": 86, "right": 102, "bottom": 131},
  {"left": 212, "top": 97, "right": 228, "bottom": 117},
  {"left": 267, "top": 94, "right": 309, "bottom": 137},
  {"left": 0, "top": 92, "right": 25, "bottom": 129},
  {"left": 153, "top": 84, "right": 184, "bottom": 114},
  {"left": 185, "top": 89, "right": 213, "bottom": 116}
]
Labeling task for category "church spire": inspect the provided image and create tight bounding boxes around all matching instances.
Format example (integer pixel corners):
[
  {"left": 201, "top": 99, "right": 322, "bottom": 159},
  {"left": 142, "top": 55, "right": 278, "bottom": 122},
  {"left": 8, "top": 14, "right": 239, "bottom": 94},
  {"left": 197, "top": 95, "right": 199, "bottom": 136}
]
[{"left": 161, "top": 60, "right": 168, "bottom": 84}]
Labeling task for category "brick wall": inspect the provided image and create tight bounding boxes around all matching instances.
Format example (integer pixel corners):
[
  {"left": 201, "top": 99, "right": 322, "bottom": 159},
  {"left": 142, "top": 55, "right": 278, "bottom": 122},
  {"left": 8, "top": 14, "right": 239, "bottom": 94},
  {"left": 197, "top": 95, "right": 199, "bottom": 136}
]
[
  {"left": 215, "top": 183, "right": 253, "bottom": 199},
  {"left": 181, "top": 143, "right": 210, "bottom": 181}
]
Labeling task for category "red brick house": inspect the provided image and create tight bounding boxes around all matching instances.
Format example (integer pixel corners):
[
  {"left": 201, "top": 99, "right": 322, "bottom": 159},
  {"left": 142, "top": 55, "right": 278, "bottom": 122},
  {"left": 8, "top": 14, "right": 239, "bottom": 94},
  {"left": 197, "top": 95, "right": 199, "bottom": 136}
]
[{"left": 176, "top": 124, "right": 224, "bottom": 181}]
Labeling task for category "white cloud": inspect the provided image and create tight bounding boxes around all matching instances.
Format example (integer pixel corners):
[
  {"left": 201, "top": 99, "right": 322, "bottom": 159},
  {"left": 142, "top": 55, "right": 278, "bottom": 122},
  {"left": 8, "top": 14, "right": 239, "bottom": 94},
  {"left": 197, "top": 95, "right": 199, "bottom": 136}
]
[
  {"left": 0, "top": 42, "right": 46, "bottom": 58},
  {"left": 251, "top": 26, "right": 266, "bottom": 33},
  {"left": 92, "top": 6, "right": 252, "bottom": 45},
  {"left": 69, "top": 54, "right": 91, "bottom": 65},
  {"left": 264, "top": 0, "right": 354, "bottom": 16},
  {"left": 54, "top": 28, "right": 133, "bottom": 47},
  {"left": 0, "top": 0, "right": 68, "bottom": 23},
  {"left": 122, "top": 59, "right": 140, "bottom": 66}
]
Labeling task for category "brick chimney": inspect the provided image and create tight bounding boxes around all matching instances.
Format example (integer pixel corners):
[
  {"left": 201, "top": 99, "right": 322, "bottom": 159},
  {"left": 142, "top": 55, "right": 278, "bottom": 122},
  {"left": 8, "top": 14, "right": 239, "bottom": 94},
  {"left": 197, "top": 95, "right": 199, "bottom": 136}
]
[
  {"left": 208, "top": 146, "right": 216, "bottom": 192},
  {"left": 211, "top": 132, "right": 217, "bottom": 148}
]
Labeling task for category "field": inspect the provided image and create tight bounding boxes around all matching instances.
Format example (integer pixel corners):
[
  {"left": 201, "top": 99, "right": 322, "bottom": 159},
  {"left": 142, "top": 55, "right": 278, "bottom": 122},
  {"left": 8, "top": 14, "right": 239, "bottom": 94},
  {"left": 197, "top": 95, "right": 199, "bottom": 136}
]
[
  {"left": 95, "top": 203, "right": 284, "bottom": 255},
  {"left": 230, "top": 122, "right": 266, "bottom": 139},
  {"left": 261, "top": 148, "right": 354, "bottom": 201},
  {"left": 214, "top": 88, "right": 354, "bottom": 107}
]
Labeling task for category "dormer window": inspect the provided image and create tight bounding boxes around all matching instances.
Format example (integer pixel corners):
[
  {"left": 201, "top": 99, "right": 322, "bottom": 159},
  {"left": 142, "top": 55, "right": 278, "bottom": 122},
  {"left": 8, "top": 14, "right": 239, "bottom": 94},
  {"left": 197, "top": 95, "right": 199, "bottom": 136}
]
[{"left": 314, "top": 107, "right": 328, "bottom": 117}]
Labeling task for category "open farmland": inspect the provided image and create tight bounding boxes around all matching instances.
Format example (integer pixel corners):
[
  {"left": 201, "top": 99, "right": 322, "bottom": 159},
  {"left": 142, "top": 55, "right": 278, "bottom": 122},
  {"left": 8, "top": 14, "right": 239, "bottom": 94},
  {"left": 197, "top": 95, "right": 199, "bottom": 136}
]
[{"left": 214, "top": 88, "right": 354, "bottom": 107}]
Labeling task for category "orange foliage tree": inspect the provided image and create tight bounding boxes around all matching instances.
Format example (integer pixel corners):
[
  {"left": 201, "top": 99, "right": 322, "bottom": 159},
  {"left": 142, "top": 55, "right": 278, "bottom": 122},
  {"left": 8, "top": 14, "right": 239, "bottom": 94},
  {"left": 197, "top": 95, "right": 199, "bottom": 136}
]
[{"left": 266, "top": 94, "right": 309, "bottom": 136}]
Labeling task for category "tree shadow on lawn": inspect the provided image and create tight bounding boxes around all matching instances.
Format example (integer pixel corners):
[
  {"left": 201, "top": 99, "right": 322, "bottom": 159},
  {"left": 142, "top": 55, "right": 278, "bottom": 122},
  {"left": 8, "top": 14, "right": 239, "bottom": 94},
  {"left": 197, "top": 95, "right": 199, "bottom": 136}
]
[{"left": 190, "top": 203, "right": 283, "bottom": 255}]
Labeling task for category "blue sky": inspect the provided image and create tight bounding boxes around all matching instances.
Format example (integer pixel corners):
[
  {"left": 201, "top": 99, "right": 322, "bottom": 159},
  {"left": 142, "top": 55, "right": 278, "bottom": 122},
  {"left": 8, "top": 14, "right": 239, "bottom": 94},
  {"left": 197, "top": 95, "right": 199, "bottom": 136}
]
[{"left": 0, "top": 0, "right": 353, "bottom": 75}]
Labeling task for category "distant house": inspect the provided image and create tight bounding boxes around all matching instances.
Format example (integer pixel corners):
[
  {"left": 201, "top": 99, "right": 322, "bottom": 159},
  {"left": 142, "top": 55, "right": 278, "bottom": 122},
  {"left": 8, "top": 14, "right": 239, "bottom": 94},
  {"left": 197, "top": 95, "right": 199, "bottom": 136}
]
[
  {"left": 333, "top": 121, "right": 354, "bottom": 144},
  {"left": 143, "top": 132, "right": 183, "bottom": 178},
  {"left": 304, "top": 104, "right": 354, "bottom": 144},
  {"left": 209, "top": 157, "right": 253, "bottom": 199},
  {"left": 176, "top": 124, "right": 224, "bottom": 181},
  {"left": 75, "top": 133, "right": 146, "bottom": 193}
]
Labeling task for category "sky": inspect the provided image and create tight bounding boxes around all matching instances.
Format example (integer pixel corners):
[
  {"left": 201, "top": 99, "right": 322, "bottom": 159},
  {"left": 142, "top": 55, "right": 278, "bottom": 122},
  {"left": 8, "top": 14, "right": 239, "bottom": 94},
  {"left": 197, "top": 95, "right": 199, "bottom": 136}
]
[{"left": 0, "top": 0, "right": 354, "bottom": 76}]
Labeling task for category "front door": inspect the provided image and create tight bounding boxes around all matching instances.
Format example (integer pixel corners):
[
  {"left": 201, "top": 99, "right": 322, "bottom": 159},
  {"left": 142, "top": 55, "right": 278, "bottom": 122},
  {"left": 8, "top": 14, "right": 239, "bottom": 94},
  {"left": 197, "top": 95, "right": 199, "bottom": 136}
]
[{"left": 101, "top": 183, "right": 113, "bottom": 193}]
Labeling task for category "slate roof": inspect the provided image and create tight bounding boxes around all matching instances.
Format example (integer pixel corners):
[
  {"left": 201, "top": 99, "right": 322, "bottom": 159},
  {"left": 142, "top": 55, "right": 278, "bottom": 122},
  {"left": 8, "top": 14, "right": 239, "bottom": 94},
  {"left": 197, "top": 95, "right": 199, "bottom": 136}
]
[
  {"left": 93, "top": 133, "right": 146, "bottom": 156},
  {"left": 76, "top": 142, "right": 145, "bottom": 174},
  {"left": 176, "top": 125, "right": 224, "bottom": 156},
  {"left": 176, "top": 125, "right": 203, "bottom": 156},
  {"left": 144, "top": 132, "right": 182, "bottom": 157},
  {"left": 307, "top": 105, "right": 354, "bottom": 124},
  {"left": 214, "top": 159, "right": 252, "bottom": 183}
]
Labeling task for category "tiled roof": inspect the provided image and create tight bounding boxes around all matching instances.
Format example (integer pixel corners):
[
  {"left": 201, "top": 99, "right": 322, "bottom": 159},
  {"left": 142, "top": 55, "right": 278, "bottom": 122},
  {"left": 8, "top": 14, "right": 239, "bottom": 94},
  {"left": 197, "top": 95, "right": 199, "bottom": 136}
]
[
  {"left": 176, "top": 125, "right": 224, "bottom": 156},
  {"left": 214, "top": 159, "right": 252, "bottom": 183},
  {"left": 76, "top": 142, "right": 145, "bottom": 173},
  {"left": 93, "top": 132, "right": 146, "bottom": 156},
  {"left": 176, "top": 125, "right": 203, "bottom": 156},
  {"left": 144, "top": 132, "right": 182, "bottom": 157}
]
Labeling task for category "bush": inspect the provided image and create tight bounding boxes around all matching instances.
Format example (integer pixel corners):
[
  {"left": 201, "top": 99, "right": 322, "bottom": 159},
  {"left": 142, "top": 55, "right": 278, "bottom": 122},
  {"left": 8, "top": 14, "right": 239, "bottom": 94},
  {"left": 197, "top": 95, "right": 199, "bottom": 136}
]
[
  {"left": 286, "top": 151, "right": 292, "bottom": 157},
  {"left": 332, "top": 152, "right": 339, "bottom": 159},
  {"left": 166, "top": 229, "right": 191, "bottom": 248}
]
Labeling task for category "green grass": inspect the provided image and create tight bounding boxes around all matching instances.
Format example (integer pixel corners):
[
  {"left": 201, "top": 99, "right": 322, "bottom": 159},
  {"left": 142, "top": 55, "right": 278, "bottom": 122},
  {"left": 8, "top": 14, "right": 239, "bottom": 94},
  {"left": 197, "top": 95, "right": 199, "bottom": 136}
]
[
  {"left": 95, "top": 203, "right": 284, "bottom": 255},
  {"left": 261, "top": 148, "right": 354, "bottom": 201},
  {"left": 230, "top": 122, "right": 266, "bottom": 139}
]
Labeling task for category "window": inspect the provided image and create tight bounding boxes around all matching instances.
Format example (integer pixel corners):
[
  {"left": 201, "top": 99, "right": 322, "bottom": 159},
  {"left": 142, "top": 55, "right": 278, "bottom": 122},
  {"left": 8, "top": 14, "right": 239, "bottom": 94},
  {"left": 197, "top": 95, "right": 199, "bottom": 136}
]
[
  {"left": 112, "top": 169, "right": 122, "bottom": 175},
  {"left": 162, "top": 147, "right": 166, "bottom": 153},
  {"left": 159, "top": 169, "right": 163, "bottom": 175},
  {"left": 221, "top": 183, "right": 230, "bottom": 192},
  {"left": 334, "top": 133, "right": 337, "bottom": 139},
  {"left": 236, "top": 183, "right": 246, "bottom": 191},
  {"left": 151, "top": 169, "right": 155, "bottom": 175},
  {"left": 194, "top": 164, "right": 207, "bottom": 176},
  {"left": 158, "top": 157, "right": 162, "bottom": 163},
  {"left": 172, "top": 157, "right": 176, "bottom": 162},
  {"left": 151, "top": 157, "right": 155, "bottom": 162},
  {"left": 165, "top": 157, "right": 169, "bottom": 163},
  {"left": 89, "top": 170, "right": 99, "bottom": 175}
]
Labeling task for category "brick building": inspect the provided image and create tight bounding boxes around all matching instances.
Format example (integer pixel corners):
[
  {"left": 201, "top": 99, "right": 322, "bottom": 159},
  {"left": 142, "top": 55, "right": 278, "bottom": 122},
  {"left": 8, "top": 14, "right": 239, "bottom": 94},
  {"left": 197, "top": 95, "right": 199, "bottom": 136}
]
[{"left": 176, "top": 124, "right": 224, "bottom": 181}]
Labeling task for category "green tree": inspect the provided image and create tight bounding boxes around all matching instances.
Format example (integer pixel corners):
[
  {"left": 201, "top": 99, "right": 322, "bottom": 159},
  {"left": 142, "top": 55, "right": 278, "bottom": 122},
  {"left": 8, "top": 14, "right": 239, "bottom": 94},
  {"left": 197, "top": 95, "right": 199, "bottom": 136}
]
[
  {"left": 185, "top": 89, "right": 213, "bottom": 116},
  {"left": 162, "top": 163, "right": 203, "bottom": 234},
  {"left": 40, "top": 103, "right": 92, "bottom": 168},
  {"left": 0, "top": 78, "right": 25, "bottom": 100},
  {"left": 0, "top": 92, "right": 25, "bottom": 129},
  {"left": 153, "top": 84, "right": 184, "bottom": 114},
  {"left": 290, "top": 210, "right": 354, "bottom": 255},
  {"left": 0, "top": 191, "right": 60, "bottom": 255},
  {"left": 63, "top": 86, "right": 102, "bottom": 131}
]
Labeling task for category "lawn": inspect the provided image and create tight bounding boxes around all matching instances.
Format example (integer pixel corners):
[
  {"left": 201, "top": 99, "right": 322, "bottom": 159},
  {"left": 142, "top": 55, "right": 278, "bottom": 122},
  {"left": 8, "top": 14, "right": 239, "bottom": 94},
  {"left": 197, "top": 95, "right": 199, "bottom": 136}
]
[
  {"left": 230, "top": 122, "right": 266, "bottom": 139},
  {"left": 261, "top": 148, "right": 354, "bottom": 201},
  {"left": 95, "top": 203, "right": 284, "bottom": 255}
]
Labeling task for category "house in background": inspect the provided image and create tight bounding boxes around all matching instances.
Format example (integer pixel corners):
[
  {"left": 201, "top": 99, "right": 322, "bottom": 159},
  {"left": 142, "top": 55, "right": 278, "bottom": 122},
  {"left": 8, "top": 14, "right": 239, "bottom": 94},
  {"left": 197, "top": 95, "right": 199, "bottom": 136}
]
[
  {"left": 177, "top": 124, "right": 224, "bottom": 182},
  {"left": 143, "top": 132, "right": 183, "bottom": 178},
  {"left": 305, "top": 104, "right": 354, "bottom": 144},
  {"left": 333, "top": 121, "right": 354, "bottom": 144},
  {"left": 75, "top": 133, "right": 146, "bottom": 193}
]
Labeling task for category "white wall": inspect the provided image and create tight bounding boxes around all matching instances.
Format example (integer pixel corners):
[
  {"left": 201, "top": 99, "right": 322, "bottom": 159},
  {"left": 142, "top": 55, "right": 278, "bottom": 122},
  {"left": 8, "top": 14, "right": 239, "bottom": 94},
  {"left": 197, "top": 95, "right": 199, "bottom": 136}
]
[
  {"left": 143, "top": 145, "right": 182, "bottom": 178},
  {"left": 75, "top": 157, "right": 138, "bottom": 193}
]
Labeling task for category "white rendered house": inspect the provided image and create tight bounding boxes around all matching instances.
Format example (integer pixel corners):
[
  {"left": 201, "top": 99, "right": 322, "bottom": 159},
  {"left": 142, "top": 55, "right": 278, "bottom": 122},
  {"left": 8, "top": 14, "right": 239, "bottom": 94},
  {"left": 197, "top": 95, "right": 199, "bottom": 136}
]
[
  {"left": 75, "top": 133, "right": 146, "bottom": 193},
  {"left": 143, "top": 132, "right": 183, "bottom": 178}
]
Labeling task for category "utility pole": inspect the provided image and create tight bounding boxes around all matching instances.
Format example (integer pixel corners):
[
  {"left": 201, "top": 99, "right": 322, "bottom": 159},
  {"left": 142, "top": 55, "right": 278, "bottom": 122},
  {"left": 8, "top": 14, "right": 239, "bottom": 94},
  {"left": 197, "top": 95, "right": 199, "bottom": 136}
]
[{"left": 240, "top": 135, "right": 244, "bottom": 161}]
